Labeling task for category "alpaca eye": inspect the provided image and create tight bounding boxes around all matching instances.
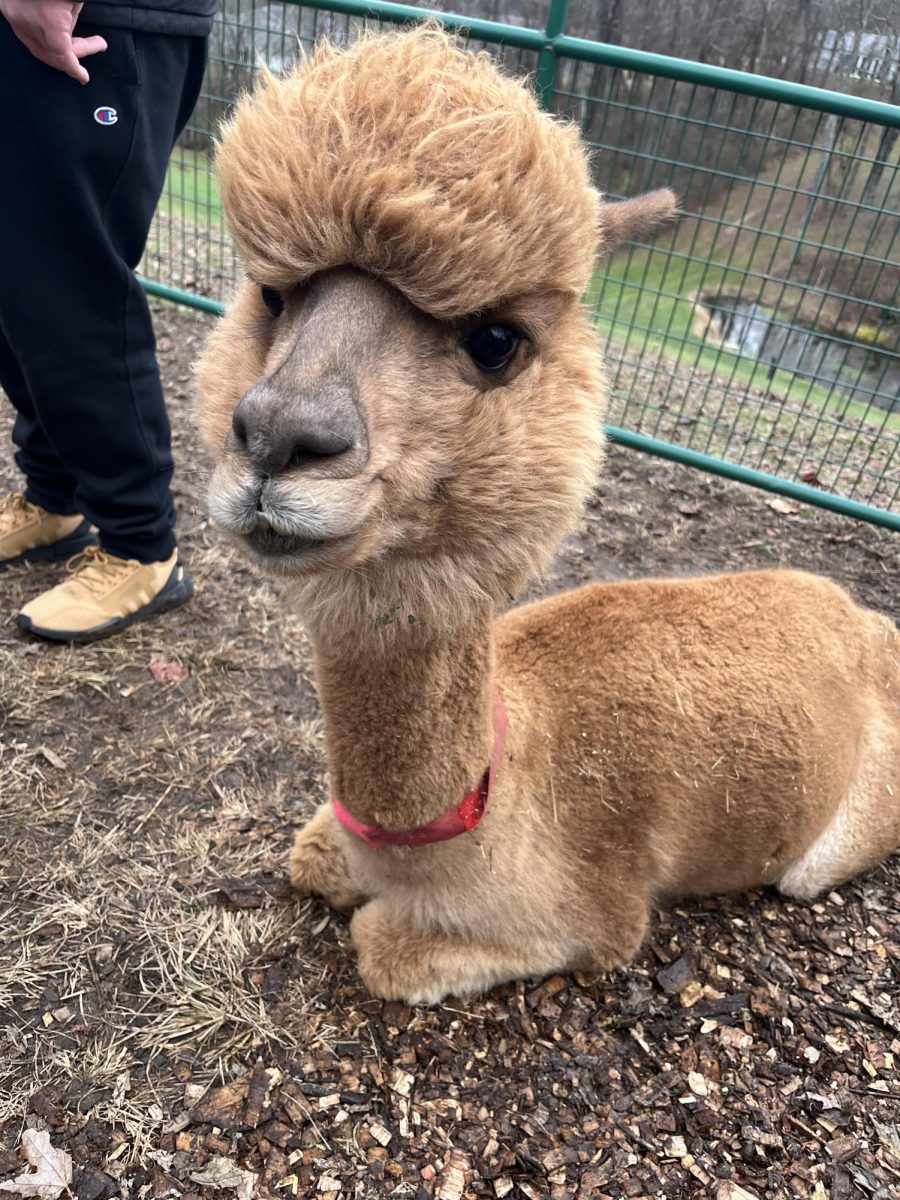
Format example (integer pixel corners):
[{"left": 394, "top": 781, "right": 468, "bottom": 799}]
[
  {"left": 260, "top": 285, "right": 283, "bottom": 318},
  {"left": 464, "top": 324, "right": 521, "bottom": 373}
]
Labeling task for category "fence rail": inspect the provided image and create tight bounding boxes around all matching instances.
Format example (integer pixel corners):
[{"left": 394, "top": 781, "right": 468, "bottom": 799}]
[{"left": 140, "top": 0, "right": 900, "bottom": 530}]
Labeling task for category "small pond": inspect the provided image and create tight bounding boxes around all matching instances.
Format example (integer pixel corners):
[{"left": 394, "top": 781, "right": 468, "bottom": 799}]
[{"left": 704, "top": 296, "right": 899, "bottom": 414}]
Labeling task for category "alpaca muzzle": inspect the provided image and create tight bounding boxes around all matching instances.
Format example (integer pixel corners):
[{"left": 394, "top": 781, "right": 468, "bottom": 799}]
[
  {"left": 206, "top": 459, "right": 379, "bottom": 565},
  {"left": 230, "top": 371, "right": 369, "bottom": 480}
]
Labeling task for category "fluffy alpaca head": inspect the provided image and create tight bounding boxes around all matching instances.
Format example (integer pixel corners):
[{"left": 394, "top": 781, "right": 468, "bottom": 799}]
[
  {"left": 215, "top": 27, "right": 601, "bottom": 318},
  {"left": 197, "top": 29, "right": 676, "bottom": 643}
]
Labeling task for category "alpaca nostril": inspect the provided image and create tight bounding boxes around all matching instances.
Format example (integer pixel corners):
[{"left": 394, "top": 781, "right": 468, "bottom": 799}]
[
  {"left": 231, "top": 376, "right": 368, "bottom": 475},
  {"left": 288, "top": 428, "right": 353, "bottom": 469},
  {"left": 231, "top": 411, "right": 248, "bottom": 449}
]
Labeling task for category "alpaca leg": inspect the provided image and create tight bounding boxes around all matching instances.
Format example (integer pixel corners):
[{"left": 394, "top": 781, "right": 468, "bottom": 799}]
[
  {"left": 779, "top": 723, "right": 900, "bottom": 900},
  {"left": 349, "top": 898, "right": 647, "bottom": 1005},
  {"left": 289, "top": 803, "right": 370, "bottom": 911},
  {"left": 349, "top": 899, "right": 566, "bottom": 1004}
]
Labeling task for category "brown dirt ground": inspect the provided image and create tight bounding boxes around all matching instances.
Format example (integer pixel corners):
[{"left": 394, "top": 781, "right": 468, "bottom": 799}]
[{"left": 0, "top": 303, "right": 898, "bottom": 1200}]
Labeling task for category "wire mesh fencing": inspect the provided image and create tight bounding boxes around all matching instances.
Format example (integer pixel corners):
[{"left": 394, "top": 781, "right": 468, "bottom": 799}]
[{"left": 140, "top": 0, "right": 900, "bottom": 528}]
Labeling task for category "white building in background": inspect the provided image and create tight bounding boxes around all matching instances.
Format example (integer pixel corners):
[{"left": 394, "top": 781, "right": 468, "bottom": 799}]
[{"left": 815, "top": 29, "right": 899, "bottom": 86}]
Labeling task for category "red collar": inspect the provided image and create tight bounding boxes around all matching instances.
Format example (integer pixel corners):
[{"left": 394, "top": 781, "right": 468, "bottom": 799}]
[{"left": 331, "top": 693, "right": 507, "bottom": 850}]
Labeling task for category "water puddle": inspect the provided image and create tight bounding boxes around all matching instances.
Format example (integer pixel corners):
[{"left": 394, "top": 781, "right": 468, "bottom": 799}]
[{"left": 702, "top": 295, "right": 899, "bottom": 414}]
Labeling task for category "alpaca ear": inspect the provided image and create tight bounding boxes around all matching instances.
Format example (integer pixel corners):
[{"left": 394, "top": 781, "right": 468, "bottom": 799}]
[{"left": 597, "top": 188, "right": 679, "bottom": 254}]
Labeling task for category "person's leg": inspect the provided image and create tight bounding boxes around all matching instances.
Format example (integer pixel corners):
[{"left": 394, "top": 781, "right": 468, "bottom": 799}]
[
  {"left": 0, "top": 18, "right": 206, "bottom": 563},
  {"left": 0, "top": 322, "right": 78, "bottom": 517},
  {"left": 0, "top": 322, "right": 97, "bottom": 568}
]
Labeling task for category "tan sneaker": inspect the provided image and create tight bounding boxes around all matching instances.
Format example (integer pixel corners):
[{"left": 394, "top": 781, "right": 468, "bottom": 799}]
[
  {"left": 0, "top": 491, "right": 96, "bottom": 570},
  {"left": 17, "top": 546, "right": 193, "bottom": 643}
]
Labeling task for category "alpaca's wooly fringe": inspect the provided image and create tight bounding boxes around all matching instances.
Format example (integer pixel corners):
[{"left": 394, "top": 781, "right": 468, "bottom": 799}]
[{"left": 216, "top": 27, "right": 600, "bottom": 319}]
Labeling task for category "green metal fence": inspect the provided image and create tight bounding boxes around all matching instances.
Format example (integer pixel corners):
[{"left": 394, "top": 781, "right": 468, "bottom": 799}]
[{"left": 141, "top": 0, "right": 900, "bottom": 531}]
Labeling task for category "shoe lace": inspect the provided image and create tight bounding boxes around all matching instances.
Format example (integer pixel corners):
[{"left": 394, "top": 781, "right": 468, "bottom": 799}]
[
  {"left": 0, "top": 491, "right": 38, "bottom": 534},
  {"left": 65, "top": 546, "right": 137, "bottom": 594}
]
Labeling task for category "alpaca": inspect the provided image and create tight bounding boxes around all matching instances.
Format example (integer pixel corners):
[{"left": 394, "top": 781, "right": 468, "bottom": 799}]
[{"left": 196, "top": 29, "right": 900, "bottom": 1004}]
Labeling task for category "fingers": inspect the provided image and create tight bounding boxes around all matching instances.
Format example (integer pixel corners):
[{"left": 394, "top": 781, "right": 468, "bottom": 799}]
[
  {"left": 72, "top": 34, "right": 108, "bottom": 59},
  {"left": 13, "top": 32, "right": 82, "bottom": 83},
  {"left": 17, "top": 32, "right": 88, "bottom": 83},
  {"left": 50, "top": 31, "right": 108, "bottom": 83},
  {"left": 13, "top": 23, "right": 107, "bottom": 84},
  {"left": 53, "top": 44, "right": 91, "bottom": 84}
]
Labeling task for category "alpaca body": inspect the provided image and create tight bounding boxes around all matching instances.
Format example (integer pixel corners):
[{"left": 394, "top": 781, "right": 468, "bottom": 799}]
[
  {"left": 289, "top": 570, "right": 900, "bottom": 1002},
  {"left": 197, "top": 29, "right": 899, "bottom": 1004}
]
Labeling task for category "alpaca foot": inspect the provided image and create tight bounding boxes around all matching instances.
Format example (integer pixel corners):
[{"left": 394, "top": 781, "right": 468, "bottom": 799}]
[
  {"left": 348, "top": 900, "right": 570, "bottom": 1005},
  {"left": 290, "top": 803, "right": 369, "bottom": 912}
]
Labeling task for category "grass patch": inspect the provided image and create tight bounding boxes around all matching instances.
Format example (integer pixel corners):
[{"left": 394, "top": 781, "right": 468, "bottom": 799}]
[
  {"left": 590, "top": 132, "right": 899, "bottom": 441},
  {"left": 590, "top": 244, "right": 900, "bottom": 437},
  {"left": 159, "top": 148, "right": 221, "bottom": 223}
]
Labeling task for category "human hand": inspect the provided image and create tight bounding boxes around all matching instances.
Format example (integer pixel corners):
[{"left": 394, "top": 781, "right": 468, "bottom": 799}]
[{"left": 0, "top": 0, "right": 107, "bottom": 84}]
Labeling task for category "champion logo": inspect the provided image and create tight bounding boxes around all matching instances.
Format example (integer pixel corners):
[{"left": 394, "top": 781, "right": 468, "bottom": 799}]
[{"left": 93, "top": 106, "right": 118, "bottom": 126}]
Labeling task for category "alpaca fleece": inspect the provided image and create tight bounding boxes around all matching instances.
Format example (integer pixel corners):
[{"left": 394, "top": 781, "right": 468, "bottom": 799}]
[
  {"left": 216, "top": 28, "right": 600, "bottom": 319},
  {"left": 198, "top": 30, "right": 899, "bottom": 1005}
]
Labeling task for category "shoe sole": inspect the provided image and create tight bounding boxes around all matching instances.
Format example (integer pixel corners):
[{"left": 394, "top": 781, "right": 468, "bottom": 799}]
[
  {"left": 16, "top": 562, "right": 194, "bottom": 644},
  {"left": 0, "top": 521, "right": 97, "bottom": 572}
]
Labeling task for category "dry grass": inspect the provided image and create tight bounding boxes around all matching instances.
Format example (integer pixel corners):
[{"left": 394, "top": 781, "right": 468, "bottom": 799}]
[{"left": 0, "top": 533, "right": 333, "bottom": 1145}]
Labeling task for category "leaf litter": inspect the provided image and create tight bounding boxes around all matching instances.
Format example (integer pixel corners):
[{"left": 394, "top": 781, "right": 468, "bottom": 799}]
[{"left": 0, "top": 1131, "right": 72, "bottom": 1200}]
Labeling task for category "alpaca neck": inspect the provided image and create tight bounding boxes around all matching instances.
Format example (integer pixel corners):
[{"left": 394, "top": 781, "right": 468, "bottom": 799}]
[{"left": 311, "top": 608, "right": 496, "bottom": 832}]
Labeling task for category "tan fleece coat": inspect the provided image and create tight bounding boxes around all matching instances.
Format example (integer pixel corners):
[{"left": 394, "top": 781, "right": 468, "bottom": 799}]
[{"left": 196, "top": 28, "right": 900, "bottom": 1004}]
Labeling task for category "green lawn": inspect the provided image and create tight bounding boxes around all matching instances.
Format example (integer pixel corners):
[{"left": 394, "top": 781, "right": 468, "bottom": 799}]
[
  {"left": 159, "top": 148, "right": 222, "bottom": 223},
  {"left": 589, "top": 244, "right": 900, "bottom": 435}
]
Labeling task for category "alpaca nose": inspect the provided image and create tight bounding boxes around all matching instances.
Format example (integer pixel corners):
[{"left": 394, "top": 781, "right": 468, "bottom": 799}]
[{"left": 230, "top": 376, "right": 368, "bottom": 476}]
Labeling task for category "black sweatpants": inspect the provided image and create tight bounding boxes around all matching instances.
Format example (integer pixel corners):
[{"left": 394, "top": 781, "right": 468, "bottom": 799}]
[{"left": 0, "top": 17, "right": 206, "bottom": 562}]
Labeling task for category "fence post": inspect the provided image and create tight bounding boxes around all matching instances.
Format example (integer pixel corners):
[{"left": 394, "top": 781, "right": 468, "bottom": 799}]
[{"left": 534, "top": 0, "right": 570, "bottom": 110}]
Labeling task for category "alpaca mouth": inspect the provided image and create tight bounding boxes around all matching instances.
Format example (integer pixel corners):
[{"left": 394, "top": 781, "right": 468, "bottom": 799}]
[
  {"left": 207, "top": 462, "right": 379, "bottom": 572},
  {"left": 241, "top": 520, "right": 365, "bottom": 572},
  {"left": 245, "top": 526, "right": 326, "bottom": 557}
]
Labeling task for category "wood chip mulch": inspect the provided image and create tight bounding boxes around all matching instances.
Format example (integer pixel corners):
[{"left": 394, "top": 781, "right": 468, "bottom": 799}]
[{"left": 15, "top": 876, "right": 899, "bottom": 1200}]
